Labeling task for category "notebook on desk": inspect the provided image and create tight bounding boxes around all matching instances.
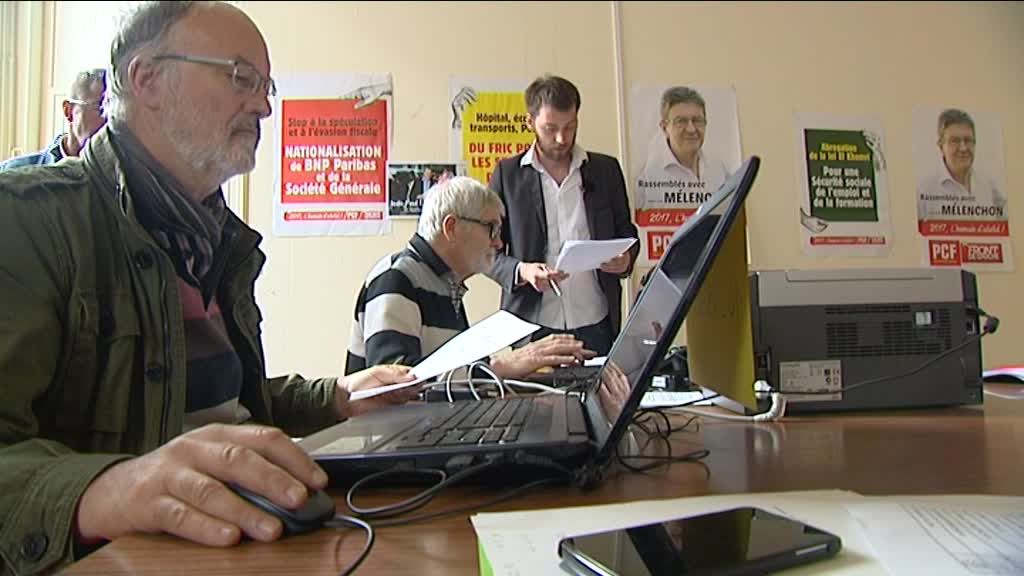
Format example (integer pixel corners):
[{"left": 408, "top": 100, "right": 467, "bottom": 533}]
[{"left": 301, "top": 157, "right": 761, "bottom": 485}]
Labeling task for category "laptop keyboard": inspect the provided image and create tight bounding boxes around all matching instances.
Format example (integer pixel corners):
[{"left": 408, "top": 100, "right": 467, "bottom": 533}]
[{"left": 393, "top": 398, "right": 534, "bottom": 450}]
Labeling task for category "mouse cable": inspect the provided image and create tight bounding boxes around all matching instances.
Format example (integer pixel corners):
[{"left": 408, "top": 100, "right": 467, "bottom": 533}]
[
  {"left": 323, "top": 513, "right": 374, "bottom": 576},
  {"left": 368, "top": 475, "right": 563, "bottom": 528},
  {"left": 346, "top": 468, "right": 448, "bottom": 518},
  {"left": 347, "top": 456, "right": 574, "bottom": 528},
  {"left": 347, "top": 459, "right": 501, "bottom": 519}
]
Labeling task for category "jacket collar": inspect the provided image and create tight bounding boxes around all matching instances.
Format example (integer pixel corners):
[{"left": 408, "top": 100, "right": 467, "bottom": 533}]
[
  {"left": 520, "top": 142, "right": 588, "bottom": 174},
  {"left": 408, "top": 233, "right": 454, "bottom": 278}
]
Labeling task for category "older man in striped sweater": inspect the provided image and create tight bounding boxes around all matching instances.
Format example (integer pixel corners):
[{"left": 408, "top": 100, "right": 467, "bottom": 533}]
[{"left": 347, "top": 176, "right": 593, "bottom": 379}]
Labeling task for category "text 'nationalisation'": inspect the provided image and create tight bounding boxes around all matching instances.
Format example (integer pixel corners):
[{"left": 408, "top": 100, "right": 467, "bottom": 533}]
[{"left": 284, "top": 145, "right": 384, "bottom": 159}]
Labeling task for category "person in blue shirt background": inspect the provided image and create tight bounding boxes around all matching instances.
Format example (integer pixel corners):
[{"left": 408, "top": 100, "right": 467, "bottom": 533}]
[{"left": 1, "top": 68, "right": 107, "bottom": 171}]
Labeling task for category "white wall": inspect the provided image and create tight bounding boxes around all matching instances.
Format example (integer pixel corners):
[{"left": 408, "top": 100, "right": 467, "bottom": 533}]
[{"left": 46, "top": 1, "right": 1023, "bottom": 378}]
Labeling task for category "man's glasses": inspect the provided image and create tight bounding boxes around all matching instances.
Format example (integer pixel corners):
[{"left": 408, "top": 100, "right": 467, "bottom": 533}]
[
  {"left": 946, "top": 136, "right": 976, "bottom": 148},
  {"left": 459, "top": 216, "right": 501, "bottom": 240},
  {"left": 152, "top": 54, "right": 277, "bottom": 97},
  {"left": 669, "top": 115, "right": 707, "bottom": 129},
  {"left": 68, "top": 99, "right": 103, "bottom": 113}
]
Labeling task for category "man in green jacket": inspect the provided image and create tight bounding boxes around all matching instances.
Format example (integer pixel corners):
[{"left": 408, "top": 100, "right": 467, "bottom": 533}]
[{"left": 0, "top": 2, "right": 417, "bottom": 574}]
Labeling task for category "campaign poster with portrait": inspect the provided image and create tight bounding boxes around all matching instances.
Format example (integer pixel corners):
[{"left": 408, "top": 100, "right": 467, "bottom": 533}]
[
  {"left": 627, "top": 84, "right": 742, "bottom": 266},
  {"left": 273, "top": 73, "right": 392, "bottom": 237},
  {"left": 793, "top": 113, "right": 893, "bottom": 257},
  {"left": 386, "top": 161, "right": 462, "bottom": 218},
  {"left": 449, "top": 77, "right": 533, "bottom": 186},
  {"left": 913, "top": 106, "right": 1012, "bottom": 272}
]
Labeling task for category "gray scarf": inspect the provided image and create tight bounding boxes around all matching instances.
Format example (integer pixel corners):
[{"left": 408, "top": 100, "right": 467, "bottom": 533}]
[{"left": 108, "top": 122, "right": 227, "bottom": 295}]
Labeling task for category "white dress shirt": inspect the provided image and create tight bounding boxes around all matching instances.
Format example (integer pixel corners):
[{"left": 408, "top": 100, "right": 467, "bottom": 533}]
[
  {"left": 519, "top": 143, "right": 607, "bottom": 330},
  {"left": 636, "top": 137, "right": 730, "bottom": 211},
  {"left": 917, "top": 161, "right": 1007, "bottom": 221}
]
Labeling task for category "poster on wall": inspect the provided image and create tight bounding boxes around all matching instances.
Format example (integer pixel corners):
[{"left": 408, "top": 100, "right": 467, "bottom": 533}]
[
  {"left": 627, "top": 84, "right": 742, "bottom": 266},
  {"left": 913, "top": 106, "right": 1012, "bottom": 272},
  {"left": 386, "top": 161, "right": 462, "bottom": 218},
  {"left": 448, "top": 77, "right": 533, "bottom": 186},
  {"left": 793, "top": 112, "right": 893, "bottom": 257},
  {"left": 273, "top": 73, "right": 392, "bottom": 237}
]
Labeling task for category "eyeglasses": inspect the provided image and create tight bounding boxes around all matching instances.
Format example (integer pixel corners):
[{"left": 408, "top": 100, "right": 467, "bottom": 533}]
[
  {"left": 670, "top": 115, "right": 707, "bottom": 129},
  {"left": 68, "top": 99, "right": 104, "bottom": 113},
  {"left": 945, "top": 136, "right": 976, "bottom": 147},
  {"left": 459, "top": 216, "right": 501, "bottom": 240},
  {"left": 152, "top": 53, "right": 277, "bottom": 97}
]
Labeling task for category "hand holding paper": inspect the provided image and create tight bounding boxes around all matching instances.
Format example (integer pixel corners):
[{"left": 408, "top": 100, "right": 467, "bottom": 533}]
[
  {"left": 555, "top": 239, "right": 637, "bottom": 274},
  {"left": 348, "top": 310, "right": 540, "bottom": 401},
  {"left": 518, "top": 262, "right": 568, "bottom": 294},
  {"left": 338, "top": 364, "right": 418, "bottom": 419},
  {"left": 599, "top": 251, "right": 631, "bottom": 275}
]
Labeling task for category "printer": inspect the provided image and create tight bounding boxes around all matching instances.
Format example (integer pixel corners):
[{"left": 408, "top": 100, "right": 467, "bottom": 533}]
[{"left": 749, "top": 268, "right": 984, "bottom": 412}]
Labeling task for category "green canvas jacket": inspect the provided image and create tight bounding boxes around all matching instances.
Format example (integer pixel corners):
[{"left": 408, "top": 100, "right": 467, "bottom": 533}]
[{"left": 0, "top": 129, "right": 340, "bottom": 575}]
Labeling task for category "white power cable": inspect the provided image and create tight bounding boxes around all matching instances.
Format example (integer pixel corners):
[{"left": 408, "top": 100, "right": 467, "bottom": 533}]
[
  {"left": 469, "top": 361, "right": 506, "bottom": 399},
  {"left": 669, "top": 392, "right": 787, "bottom": 422},
  {"left": 502, "top": 380, "right": 567, "bottom": 395}
]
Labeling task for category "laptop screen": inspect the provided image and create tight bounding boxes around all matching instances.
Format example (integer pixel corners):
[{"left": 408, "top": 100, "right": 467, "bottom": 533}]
[{"left": 584, "top": 157, "right": 760, "bottom": 457}]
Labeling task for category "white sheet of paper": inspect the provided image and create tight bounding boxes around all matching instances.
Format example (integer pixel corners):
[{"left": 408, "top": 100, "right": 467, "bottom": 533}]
[
  {"left": 554, "top": 238, "right": 637, "bottom": 273},
  {"left": 349, "top": 310, "right": 539, "bottom": 401},
  {"left": 845, "top": 499, "right": 1024, "bottom": 576},
  {"left": 472, "top": 490, "right": 878, "bottom": 576}
]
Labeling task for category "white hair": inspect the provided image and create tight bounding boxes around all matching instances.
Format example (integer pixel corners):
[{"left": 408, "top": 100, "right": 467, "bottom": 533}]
[
  {"left": 417, "top": 176, "right": 504, "bottom": 242},
  {"left": 106, "top": 1, "right": 214, "bottom": 122}
]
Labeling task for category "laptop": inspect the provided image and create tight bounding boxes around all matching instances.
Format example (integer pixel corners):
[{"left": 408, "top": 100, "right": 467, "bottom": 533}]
[{"left": 301, "top": 156, "right": 761, "bottom": 486}]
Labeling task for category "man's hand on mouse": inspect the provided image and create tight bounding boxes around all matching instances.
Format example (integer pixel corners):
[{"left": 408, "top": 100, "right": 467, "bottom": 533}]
[{"left": 76, "top": 423, "right": 328, "bottom": 546}]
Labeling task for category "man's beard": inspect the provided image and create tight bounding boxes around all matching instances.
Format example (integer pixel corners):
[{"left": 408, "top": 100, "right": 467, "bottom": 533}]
[
  {"left": 163, "top": 84, "right": 258, "bottom": 185},
  {"left": 470, "top": 250, "right": 496, "bottom": 276},
  {"left": 535, "top": 133, "right": 573, "bottom": 163}
]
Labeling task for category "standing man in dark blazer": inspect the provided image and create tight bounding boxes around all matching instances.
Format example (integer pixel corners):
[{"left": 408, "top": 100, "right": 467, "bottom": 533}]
[{"left": 487, "top": 75, "right": 639, "bottom": 355}]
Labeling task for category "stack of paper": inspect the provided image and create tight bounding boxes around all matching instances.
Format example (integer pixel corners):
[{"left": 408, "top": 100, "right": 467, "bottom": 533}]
[
  {"left": 555, "top": 239, "right": 637, "bottom": 273},
  {"left": 472, "top": 491, "right": 1024, "bottom": 576}
]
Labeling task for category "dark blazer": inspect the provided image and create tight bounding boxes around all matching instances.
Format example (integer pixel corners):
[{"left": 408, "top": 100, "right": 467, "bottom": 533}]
[{"left": 487, "top": 150, "right": 640, "bottom": 335}]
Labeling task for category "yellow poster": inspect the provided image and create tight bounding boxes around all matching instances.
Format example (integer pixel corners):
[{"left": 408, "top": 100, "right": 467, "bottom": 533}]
[{"left": 450, "top": 79, "right": 533, "bottom": 185}]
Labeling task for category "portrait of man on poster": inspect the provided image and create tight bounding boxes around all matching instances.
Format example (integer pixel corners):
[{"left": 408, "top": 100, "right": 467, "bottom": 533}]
[
  {"left": 917, "top": 108, "right": 1007, "bottom": 222},
  {"left": 636, "top": 86, "right": 730, "bottom": 212}
]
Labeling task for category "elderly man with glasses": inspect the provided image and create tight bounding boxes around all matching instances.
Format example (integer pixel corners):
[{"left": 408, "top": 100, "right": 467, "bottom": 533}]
[
  {"left": 0, "top": 68, "right": 107, "bottom": 171},
  {"left": 347, "top": 175, "right": 594, "bottom": 381},
  {"left": 0, "top": 3, "right": 417, "bottom": 574}
]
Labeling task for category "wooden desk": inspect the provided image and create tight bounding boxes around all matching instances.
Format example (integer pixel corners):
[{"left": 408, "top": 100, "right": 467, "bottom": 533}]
[{"left": 66, "top": 393, "right": 1023, "bottom": 575}]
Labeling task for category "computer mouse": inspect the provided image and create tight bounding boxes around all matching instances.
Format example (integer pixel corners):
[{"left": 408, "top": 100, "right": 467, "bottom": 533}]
[{"left": 228, "top": 483, "right": 336, "bottom": 537}]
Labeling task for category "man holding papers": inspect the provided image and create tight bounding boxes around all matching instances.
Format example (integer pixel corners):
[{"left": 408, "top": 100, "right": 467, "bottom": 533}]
[
  {"left": 487, "top": 75, "right": 639, "bottom": 354},
  {"left": 346, "top": 176, "right": 592, "bottom": 378}
]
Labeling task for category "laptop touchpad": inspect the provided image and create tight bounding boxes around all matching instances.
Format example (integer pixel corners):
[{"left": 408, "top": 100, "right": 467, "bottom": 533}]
[{"left": 304, "top": 404, "right": 431, "bottom": 456}]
